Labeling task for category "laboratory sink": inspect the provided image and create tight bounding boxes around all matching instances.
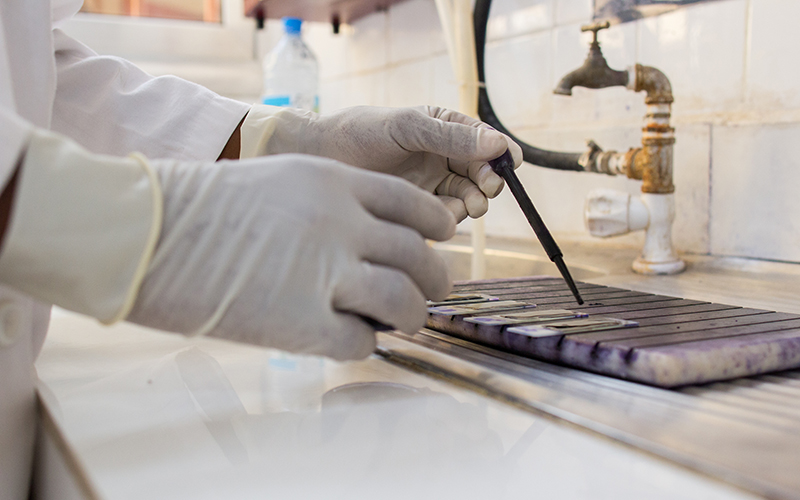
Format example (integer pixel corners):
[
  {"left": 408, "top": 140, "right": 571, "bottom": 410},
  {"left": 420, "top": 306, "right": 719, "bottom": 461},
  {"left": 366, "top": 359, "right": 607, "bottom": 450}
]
[
  {"left": 407, "top": 234, "right": 800, "bottom": 499},
  {"left": 35, "top": 233, "right": 800, "bottom": 500}
]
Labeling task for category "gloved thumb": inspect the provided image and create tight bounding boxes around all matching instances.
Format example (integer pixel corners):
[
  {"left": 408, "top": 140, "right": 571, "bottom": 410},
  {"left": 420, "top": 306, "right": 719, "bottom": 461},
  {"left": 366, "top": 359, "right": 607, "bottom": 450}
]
[
  {"left": 411, "top": 106, "right": 522, "bottom": 166},
  {"left": 393, "top": 109, "right": 508, "bottom": 164}
]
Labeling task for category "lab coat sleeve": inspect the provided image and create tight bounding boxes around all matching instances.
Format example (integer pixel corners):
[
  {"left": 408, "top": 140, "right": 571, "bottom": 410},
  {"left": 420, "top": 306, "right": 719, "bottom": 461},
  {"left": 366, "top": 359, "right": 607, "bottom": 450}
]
[
  {"left": 0, "top": 107, "right": 33, "bottom": 191},
  {"left": 50, "top": 29, "right": 250, "bottom": 161}
]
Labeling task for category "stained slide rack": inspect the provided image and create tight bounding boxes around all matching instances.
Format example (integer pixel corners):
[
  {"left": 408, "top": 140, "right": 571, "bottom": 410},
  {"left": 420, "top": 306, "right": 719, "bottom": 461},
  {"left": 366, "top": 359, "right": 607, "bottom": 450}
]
[{"left": 423, "top": 276, "right": 800, "bottom": 388}]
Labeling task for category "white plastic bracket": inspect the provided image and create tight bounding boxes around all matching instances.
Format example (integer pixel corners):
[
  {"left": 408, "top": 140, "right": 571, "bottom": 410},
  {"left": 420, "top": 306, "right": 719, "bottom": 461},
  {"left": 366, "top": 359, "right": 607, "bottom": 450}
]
[{"left": 585, "top": 189, "right": 685, "bottom": 275}]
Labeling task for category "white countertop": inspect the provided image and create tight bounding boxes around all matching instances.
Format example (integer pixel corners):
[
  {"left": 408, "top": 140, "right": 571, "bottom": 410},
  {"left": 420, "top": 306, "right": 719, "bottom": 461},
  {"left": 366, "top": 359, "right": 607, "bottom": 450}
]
[{"left": 37, "top": 308, "right": 760, "bottom": 500}]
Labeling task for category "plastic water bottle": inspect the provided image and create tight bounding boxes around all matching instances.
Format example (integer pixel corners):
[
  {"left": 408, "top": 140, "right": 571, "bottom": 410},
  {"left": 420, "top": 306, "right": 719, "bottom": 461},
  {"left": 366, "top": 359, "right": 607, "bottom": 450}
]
[{"left": 262, "top": 17, "right": 319, "bottom": 112}]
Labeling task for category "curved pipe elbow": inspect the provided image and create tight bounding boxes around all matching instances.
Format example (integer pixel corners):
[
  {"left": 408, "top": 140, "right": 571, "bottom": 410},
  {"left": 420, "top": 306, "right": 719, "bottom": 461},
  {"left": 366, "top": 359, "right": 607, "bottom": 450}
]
[{"left": 635, "top": 65, "right": 673, "bottom": 104}]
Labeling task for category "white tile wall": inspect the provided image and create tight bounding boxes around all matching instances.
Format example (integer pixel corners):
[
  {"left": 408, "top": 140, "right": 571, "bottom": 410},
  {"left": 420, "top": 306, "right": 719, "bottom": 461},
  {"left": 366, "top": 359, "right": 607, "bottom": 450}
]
[
  {"left": 554, "top": 0, "right": 593, "bottom": 26},
  {"left": 711, "top": 123, "right": 800, "bottom": 262},
  {"left": 389, "top": 0, "right": 447, "bottom": 63},
  {"left": 746, "top": 0, "right": 800, "bottom": 110},
  {"left": 349, "top": 71, "right": 389, "bottom": 107},
  {"left": 432, "top": 53, "right": 460, "bottom": 111},
  {"left": 319, "top": 78, "right": 349, "bottom": 112},
  {"left": 639, "top": 0, "right": 747, "bottom": 115},
  {"left": 305, "top": 22, "right": 350, "bottom": 81},
  {"left": 347, "top": 11, "right": 389, "bottom": 73},
  {"left": 239, "top": 0, "right": 800, "bottom": 263},
  {"left": 387, "top": 59, "right": 435, "bottom": 107},
  {"left": 672, "top": 124, "right": 710, "bottom": 254},
  {"left": 485, "top": 32, "right": 553, "bottom": 128},
  {"left": 486, "top": 0, "right": 554, "bottom": 41}
]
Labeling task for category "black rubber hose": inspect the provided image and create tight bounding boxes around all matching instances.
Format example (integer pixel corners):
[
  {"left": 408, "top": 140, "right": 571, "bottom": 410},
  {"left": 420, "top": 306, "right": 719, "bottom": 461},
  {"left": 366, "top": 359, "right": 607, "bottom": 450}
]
[{"left": 474, "top": 0, "right": 584, "bottom": 171}]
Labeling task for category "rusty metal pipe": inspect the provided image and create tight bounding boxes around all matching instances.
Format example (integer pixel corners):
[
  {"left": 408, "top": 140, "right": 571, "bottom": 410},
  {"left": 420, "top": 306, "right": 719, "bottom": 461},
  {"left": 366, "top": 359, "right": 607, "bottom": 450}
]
[
  {"left": 581, "top": 62, "right": 684, "bottom": 274},
  {"left": 634, "top": 64, "right": 674, "bottom": 105},
  {"left": 638, "top": 64, "right": 675, "bottom": 194},
  {"left": 581, "top": 64, "right": 675, "bottom": 194},
  {"left": 548, "top": 22, "right": 683, "bottom": 274}
]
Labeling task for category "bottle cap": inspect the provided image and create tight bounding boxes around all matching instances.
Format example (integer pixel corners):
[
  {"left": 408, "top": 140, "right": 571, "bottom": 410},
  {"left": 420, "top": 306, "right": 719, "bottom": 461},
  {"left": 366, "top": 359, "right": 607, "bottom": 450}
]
[{"left": 283, "top": 17, "right": 302, "bottom": 35}]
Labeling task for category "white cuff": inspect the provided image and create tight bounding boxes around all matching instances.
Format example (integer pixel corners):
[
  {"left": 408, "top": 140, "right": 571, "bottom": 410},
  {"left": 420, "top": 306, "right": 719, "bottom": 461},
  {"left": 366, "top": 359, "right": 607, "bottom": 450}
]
[
  {"left": 239, "top": 105, "right": 313, "bottom": 159},
  {"left": 0, "top": 130, "right": 162, "bottom": 324}
]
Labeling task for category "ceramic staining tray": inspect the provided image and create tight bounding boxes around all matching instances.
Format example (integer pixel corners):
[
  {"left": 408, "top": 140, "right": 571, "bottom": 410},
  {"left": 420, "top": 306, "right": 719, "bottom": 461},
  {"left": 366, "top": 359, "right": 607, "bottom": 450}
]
[{"left": 425, "top": 276, "right": 800, "bottom": 388}]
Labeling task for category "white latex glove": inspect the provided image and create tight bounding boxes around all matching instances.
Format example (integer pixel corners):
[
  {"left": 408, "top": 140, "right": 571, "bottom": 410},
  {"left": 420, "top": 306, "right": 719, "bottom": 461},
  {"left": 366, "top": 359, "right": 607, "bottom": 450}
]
[
  {"left": 240, "top": 105, "right": 523, "bottom": 222},
  {"left": 128, "top": 154, "right": 456, "bottom": 360},
  {"left": 0, "top": 130, "right": 454, "bottom": 360}
]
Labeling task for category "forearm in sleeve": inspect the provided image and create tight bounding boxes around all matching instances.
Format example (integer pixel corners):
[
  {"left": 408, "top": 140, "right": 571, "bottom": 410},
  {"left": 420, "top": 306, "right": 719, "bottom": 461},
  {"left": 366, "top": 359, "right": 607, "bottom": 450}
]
[{"left": 50, "top": 30, "right": 250, "bottom": 162}]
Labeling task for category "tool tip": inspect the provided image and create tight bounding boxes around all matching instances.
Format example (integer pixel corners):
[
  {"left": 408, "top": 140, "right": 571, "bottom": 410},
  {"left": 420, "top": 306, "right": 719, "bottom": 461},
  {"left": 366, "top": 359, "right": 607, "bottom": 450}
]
[
  {"left": 570, "top": 284, "right": 584, "bottom": 305},
  {"left": 554, "top": 256, "right": 584, "bottom": 305}
]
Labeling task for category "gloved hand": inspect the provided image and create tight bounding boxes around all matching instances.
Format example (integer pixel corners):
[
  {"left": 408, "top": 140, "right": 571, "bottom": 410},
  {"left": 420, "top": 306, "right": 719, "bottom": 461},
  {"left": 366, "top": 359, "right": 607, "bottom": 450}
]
[
  {"left": 0, "top": 130, "right": 455, "bottom": 360},
  {"left": 240, "top": 105, "right": 523, "bottom": 222},
  {"left": 128, "top": 154, "right": 455, "bottom": 360}
]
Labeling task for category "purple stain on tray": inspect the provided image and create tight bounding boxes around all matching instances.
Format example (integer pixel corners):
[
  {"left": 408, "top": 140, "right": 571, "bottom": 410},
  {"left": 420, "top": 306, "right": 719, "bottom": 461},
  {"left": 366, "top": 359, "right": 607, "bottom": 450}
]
[{"left": 425, "top": 277, "right": 800, "bottom": 387}]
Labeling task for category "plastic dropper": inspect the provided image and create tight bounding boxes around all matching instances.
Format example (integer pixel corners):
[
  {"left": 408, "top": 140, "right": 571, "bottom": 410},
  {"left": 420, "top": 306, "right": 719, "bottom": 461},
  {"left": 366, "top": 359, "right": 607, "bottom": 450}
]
[{"left": 488, "top": 150, "right": 584, "bottom": 305}]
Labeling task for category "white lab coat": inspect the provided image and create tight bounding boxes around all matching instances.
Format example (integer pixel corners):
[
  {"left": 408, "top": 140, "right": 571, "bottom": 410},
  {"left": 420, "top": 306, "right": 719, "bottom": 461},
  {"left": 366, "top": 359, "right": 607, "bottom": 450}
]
[{"left": 0, "top": 1, "right": 250, "bottom": 498}]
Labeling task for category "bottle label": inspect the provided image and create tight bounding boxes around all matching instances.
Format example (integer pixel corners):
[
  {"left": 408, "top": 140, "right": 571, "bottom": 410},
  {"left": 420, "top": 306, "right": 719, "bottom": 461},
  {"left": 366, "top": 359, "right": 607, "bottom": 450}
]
[
  {"left": 262, "top": 95, "right": 319, "bottom": 113},
  {"left": 262, "top": 95, "right": 292, "bottom": 107}
]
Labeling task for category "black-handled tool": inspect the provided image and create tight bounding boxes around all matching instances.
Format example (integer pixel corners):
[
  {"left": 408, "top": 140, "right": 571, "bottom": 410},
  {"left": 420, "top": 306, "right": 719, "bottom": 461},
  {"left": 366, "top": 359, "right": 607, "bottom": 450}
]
[{"left": 489, "top": 150, "right": 584, "bottom": 305}]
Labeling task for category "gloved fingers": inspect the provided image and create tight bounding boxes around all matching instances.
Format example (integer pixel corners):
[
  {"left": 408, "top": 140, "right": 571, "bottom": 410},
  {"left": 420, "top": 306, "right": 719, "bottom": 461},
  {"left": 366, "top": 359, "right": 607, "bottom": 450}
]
[
  {"left": 416, "top": 106, "right": 524, "bottom": 169},
  {"left": 436, "top": 195, "right": 468, "bottom": 223},
  {"left": 333, "top": 262, "right": 429, "bottom": 335},
  {"left": 443, "top": 159, "right": 506, "bottom": 199},
  {"left": 435, "top": 173, "right": 489, "bottom": 219},
  {"left": 323, "top": 313, "right": 378, "bottom": 361},
  {"left": 472, "top": 163, "right": 505, "bottom": 198},
  {"left": 390, "top": 108, "right": 509, "bottom": 164},
  {"left": 353, "top": 172, "right": 456, "bottom": 242},
  {"left": 360, "top": 220, "right": 451, "bottom": 300},
  {"left": 421, "top": 105, "right": 490, "bottom": 129},
  {"left": 420, "top": 106, "right": 523, "bottom": 167},
  {"left": 448, "top": 141, "right": 523, "bottom": 199}
]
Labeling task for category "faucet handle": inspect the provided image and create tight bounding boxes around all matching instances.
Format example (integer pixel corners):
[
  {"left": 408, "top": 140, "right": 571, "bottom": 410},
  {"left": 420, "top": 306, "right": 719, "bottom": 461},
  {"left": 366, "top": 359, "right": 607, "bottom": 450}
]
[{"left": 581, "top": 20, "right": 611, "bottom": 43}]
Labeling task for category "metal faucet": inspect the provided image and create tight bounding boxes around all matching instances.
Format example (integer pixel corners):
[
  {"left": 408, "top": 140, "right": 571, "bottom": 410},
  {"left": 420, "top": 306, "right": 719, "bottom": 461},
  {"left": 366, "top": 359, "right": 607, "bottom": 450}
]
[
  {"left": 554, "top": 21, "right": 685, "bottom": 275},
  {"left": 553, "top": 22, "right": 629, "bottom": 95}
]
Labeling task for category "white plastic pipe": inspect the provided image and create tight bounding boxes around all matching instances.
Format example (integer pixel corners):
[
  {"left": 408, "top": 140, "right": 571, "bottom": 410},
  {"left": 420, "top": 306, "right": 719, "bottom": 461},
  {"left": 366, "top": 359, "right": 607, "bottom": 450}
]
[
  {"left": 435, "top": 0, "right": 486, "bottom": 279},
  {"left": 633, "top": 193, "right": 685, "bottom": 275},
  {"left": 585, "top": 189, "right": 685, "bottom": 275},
  {"left": 471, "top": 218, "right": 486, "bottom": 279},
  {"left": 585, "top": 189, "right": 648, "bottom": 237}
]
